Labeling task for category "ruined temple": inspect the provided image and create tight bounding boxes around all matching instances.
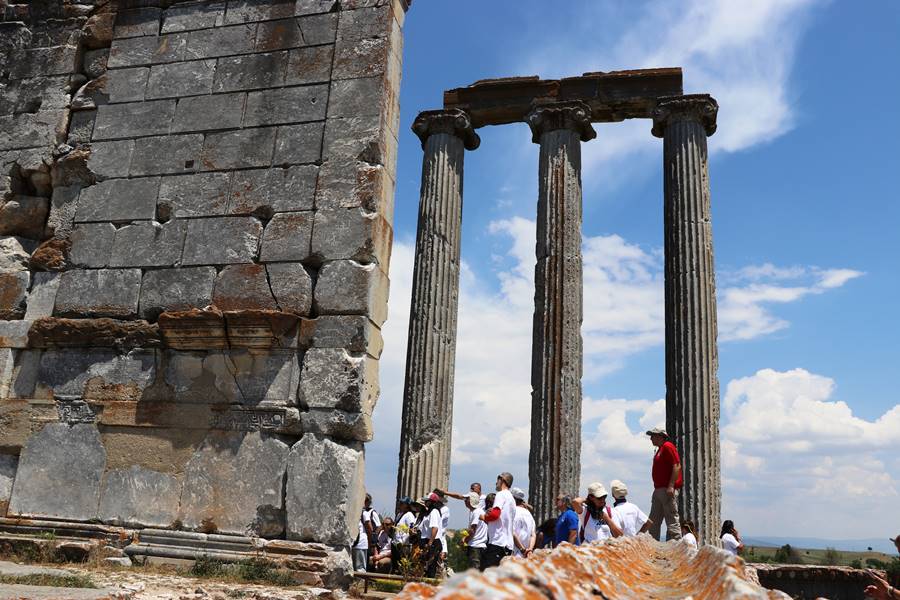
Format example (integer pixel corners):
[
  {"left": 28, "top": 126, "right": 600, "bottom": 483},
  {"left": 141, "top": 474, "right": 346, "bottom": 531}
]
[{"left": 1, "top": 0, "right": 405, "bottom": 584}]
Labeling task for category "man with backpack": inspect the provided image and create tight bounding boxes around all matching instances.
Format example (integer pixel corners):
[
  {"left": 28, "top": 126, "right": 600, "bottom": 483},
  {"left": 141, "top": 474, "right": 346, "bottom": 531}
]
[{"left": 353, "top": 493, "right": 381, "bottom": 571}]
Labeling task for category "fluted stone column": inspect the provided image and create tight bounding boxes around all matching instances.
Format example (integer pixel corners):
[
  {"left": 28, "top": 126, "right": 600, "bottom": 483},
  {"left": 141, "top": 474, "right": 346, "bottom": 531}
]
[
  {"left": 397, "top": 109, "right": 480, "bottom": 502},
  {"left": 652, "top": 94, "right": 721, "bottom": 546},
  {"left": 526, "top": 102, "right": 595, "bottom": 524}
]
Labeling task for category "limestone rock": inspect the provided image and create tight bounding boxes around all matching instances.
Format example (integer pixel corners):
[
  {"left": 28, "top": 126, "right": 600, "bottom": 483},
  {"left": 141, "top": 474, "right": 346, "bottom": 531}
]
[
  {"left": 36, "top": 349, "right": 157, "bottom": 402},
  {"left": 299, "top": 315, "right": 383, "bottom": 358},
  {"left": 298, "top": 348, "right": 377, "bottom": 414},
  {"left": 301, "top": 409, "right": 373, "bottom": 442},
  {"left": 182, "top": 217, "right": 263, "bottom": 266},
  {"left": 212, "top": 264, "right": 277, "bottom": 311},
  {"left": 259, "top": 212, "right": 313, "bottom": 263},
  {"left": 68, "top": 222, "right": 116, "bottom": 268},
  {"left": 83, "top": 48, "right": 110, "bottom": 79},
  {"left": 0, "top": 236, "right": 30, "bottom": 271},
  {"left": 286, "top": 434, "right": 364, "bottom": 545},
  {"left": 228, "top": 166, "right": 317, "bottom": 215},
  {"left": 108, "top": 220, "right": 186, "bottom": 268},
  {"left": 314, "top": 260, "right": 389, "bottom": 326},
  {"left": 0, "top": 453, "right": 16, "bottom": 514},
  {"left": 98, "top": 465, "right": 181, "bottom": 528},
  {"left": 0, "top": 271, "right": 29, "bottom": 320},
  {"left": 24, "top": 272, "right": 61, "bottom": 319},
  {"left": 27, "top": 317, "right": 161, "bottom": 349},
  {"left": 266, "top": 263, "right": 312, "bottom": 316},
  {"left": 310, "top": 207, "right": 391, "bottom": 267},
  {"left": 179, "top": 431, "right": 289, "bottom": 537},
  {"left": 139, "top": 267, "right": 216, "bottom": 320},
  {"left": 8, "top": 423, "right": 106, "bottom": 521},
  {"left": 0, "top": 320, "right": 31, "bottom": 348},
  {"left": 29, "top": 237, "right": 70, "bottom": 271},
  {"left": 0, "top": 195, "right": 50, "bottom": 240},
  {"left": 158, "top": 172, "right": 230, "bottom": 218},
  {"left": 54, "top": 269, "right": 142, "bottom": 319}
]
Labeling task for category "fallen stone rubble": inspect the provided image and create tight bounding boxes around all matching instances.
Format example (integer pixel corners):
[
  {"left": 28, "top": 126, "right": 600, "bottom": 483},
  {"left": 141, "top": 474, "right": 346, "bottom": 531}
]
[{"left": 397, "top": 535, "right": 791, "bottom": 599}]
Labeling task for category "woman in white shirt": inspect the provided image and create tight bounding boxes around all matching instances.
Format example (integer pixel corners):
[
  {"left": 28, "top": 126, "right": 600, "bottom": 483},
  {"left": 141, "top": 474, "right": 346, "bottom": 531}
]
[
  {"left": 681, "top": 520, "right": 698, "bottom": 548},
  {"left": 720, "top": 520, "right": 744, "bottom": 556}
]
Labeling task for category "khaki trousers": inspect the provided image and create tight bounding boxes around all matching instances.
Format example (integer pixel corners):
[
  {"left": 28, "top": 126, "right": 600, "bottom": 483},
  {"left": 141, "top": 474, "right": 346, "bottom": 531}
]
[{"left": 648, "top": 487, "right": 682, "bottom": 541}]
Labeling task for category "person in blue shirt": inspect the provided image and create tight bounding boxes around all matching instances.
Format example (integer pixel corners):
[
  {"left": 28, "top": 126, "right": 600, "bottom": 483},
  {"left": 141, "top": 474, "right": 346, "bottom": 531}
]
[{"left": 553, "top": 494, "right": 579, "bottom": 546}]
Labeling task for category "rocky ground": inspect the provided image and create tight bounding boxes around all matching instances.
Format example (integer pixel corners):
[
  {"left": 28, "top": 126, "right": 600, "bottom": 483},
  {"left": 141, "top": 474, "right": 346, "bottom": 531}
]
[{"left": 0, "top": 560, "right": 350, "bottom": 600}]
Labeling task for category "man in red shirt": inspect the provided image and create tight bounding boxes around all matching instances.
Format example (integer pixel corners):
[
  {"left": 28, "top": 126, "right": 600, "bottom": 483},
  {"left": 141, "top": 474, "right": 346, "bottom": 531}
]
[{"left": 646, "top": 427, "right": 683, "bottom": 541}]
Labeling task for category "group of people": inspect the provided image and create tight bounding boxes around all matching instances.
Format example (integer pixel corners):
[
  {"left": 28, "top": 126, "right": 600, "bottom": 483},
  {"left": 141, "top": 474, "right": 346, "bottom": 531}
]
[{"left": 351, "top": 427, "right": 760, "bottom": 577}]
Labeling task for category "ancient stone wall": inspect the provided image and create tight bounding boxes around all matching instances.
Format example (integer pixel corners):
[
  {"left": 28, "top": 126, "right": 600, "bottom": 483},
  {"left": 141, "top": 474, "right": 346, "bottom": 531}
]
[{"left": 0, "top": 0, "right": 404, "bottom": 572}]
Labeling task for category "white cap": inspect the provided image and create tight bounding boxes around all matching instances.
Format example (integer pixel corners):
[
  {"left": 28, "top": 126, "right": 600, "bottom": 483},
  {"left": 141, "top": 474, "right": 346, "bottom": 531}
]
[
  {"left": 587, "top": 482, "right": 608, "bottom": 499},
  {"left": 610, "top": 480, "right": 627, "bottom": 500}
]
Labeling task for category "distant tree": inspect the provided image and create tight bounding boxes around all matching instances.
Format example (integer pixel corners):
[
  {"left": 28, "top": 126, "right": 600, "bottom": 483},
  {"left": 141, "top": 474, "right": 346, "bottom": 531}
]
[
  {"left": 823, "top": 547, "right": 841, "bottom": 566},
  {"left": 774, "top": 544, "right": 803, "bottom": 564},
  {"left": 849, "top": 559, "right": 863, "bottom": 569},
  {"left": 867, "top": 558, "right": 888, "bottom": 569},
  {"left": 868, "top": 547, "right": 873, "bottom": 552}
]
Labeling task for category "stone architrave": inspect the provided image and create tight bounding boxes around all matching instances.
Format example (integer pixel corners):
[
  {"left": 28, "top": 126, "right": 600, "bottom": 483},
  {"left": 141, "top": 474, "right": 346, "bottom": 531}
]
[
  {"left": 652, "top": 94, "right": 721, "bottom": 546},
  {"left": 396, "top": 109, "right": 479, "bottom": 501},
  {"left": 526, "top": 101, "right": 595, "bottom": 524}
]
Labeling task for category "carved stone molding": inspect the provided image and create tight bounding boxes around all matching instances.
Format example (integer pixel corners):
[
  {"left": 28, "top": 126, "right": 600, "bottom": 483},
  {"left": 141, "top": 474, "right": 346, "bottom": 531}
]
[
  {"left": 651, "top": 94, "right": 718, "bottom": 138},
  {"left": 526, "top": 101, "right": 596, "bottom": 143},
  {"left": 412, "top": 109, "right": 480, "bottom": 150}
]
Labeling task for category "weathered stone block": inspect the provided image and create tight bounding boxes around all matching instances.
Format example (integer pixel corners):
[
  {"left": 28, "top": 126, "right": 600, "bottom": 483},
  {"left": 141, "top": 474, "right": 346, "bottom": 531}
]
[
  {"left": 158, "top": 308, "right": 228, "bottom": 350},
  {"left": 285, "top": 45, "right": 333, "bottom": 85},
  {"left": 255, "top": 18, "right": 301, "bottom": 51},
  {"left": 295, "top": 0, "right": 341, "bottom": 17},
  {"left": 93, "top": 99, "right": 176, "bottom": 140},
  {"left": 243, "top": 85, "right": 328, "bottom": 127},
  {"left": 0, "top": 75, "right": 70, "bottom": 114},
  {"left": 106, "top": 67, "right": 150, "bottom": 103},
  {"left": 0, "top": 349, "right": 40, "bottom": 401},
  {"left": 314, "top": 259, "right": 389, "bottom": 326},
  {"left": 83, "top": 12, "right": 115, "bottom": 49},
  {"left": 0, "top": 195, "right": 49, "bottom": 239},
  {"left": 0, "top": 236, "right": 31, "bottom": 271},
  {"left": 26, "top": 318, "right": 160, "bottom": 350},
  {"left": 88, "top": 140, "right": 134, "bottom": 179},
  {"left": 67, "top": 110, "right": 97, "bottom": 145},
  {"left": 273, "top": 122, "right": 324, "bottom": 165},
  {"left": 24, "top": 272, "right": 61, "bottom": 320},
  {"left": 71, "top": 75, "right": 109, "bottom": 111},
  {"left": 98, "top": 465, "right": 181, "bottom": 528},
  {"left": 259, "top": 212, "right": 313, "bottom": 263},
  {"left": 161, "top": 2, "right": 226, "bottom": 33},
  {"left": 0, "top": 271, "right": 29, "bottom": 320},
  {"left": 109, "top": 219, "right": 186, "bottom": 267},
  {"left": 182, "top": 217, "right": 262, "bottom": 265},
  {"left": 302, "top": 409, "right": 373, "bottom": 442},
  {"left": 228, "top": 165, "right": 316, "bottom": 214},
  {"left": 297, "top": 12, "right": 339, "bottom": 44},
  {"left": 213, "top": 52, "right": 287, "bottom": 92},
  {"left": 224, "top": 0, "right": 295, "bottom": 24},
  {"left": 54, "top": 269, "right": 142, "bottom": 319},
  {"left": 114, "top": 8, "right": 162, "bottom": 39},
  {"left": 299, "top": 315, "right": 383, "bottom": 358},
  {"left": 286, "top": 433, "right": 364, "bottom": 545},
  {"left": 298, "top": 348, "right": 378, "bottom": 413},
  {"left": 0, "top": 111, "right": 67, "bottom": 152},
  {"left": 172, "top": 92, "right": 245, "bottom": 132},
  {"left": 146, "top": 59, "right": 217, "bottom": 99},
  {"left": 108, "top": 35, "right": 186, "bottom": 68},
  {"left": 83, "top": 48, "right": 110, "bottom": 79},
  {"left": 140, "top": 267, "right": 216, "bottom": 319},
  {"left": 168, "top": 349, "right": 298, "bottom": 405},
  {"left": 328, "top": 76, "right": 389, "bottom": 118},
  {"left": 184, "top": 24, "right": 257, "bottom": 60},
  {"left": 74, "top": 178, "right": 160, "bottom": 222},
  {"left": 310, "top": 208, "right": 392, "bottom": 267},
  {"left": 0, "top": 454, "right": 16, "bottom": 514},
  {"left": 200, "top": 128, "right": 276, "bottom": 171},
  {"left": 316, "top": 159, "right": 392, "bottom": 218},
  {"left": 8, "top": 423, "right": 106, "bottom": 521},
  {"left": 333, "top": 36, "right": 390, "bottom": 80},
  {"left": 212, "top": 264, "right": 277, "bottom": 310},
  {"left": 36, "top": 349, "right": 157, "bottom": 401},
  {"left": 68, "top": 222, "right": 116, "bottom": 267},
  {"left": 223, "top": 311, "right": 301, "bottom": 349},
  {"left": 266, "top": 263, "right": 312, "bottom": 316},
  {"left": 0, "top": 320, "right": 31, "bottom": 348},
  {"left": 158, "top": 172, "right": 231, "bottom": 218},
  {"left": 336, "top": 5, "right": 392, "bottom": 41},
  {"left": 323, "top": 114, "right": 395, "bottom": 167},
  {"left": 129, "top": 134, "right": 203, "bottom": 176},
  {"left": 9, "top": 45, "right": 80, "bottom": 79},
  {"left": 179, "top": 431, "right": 289, "bottom": 537}
]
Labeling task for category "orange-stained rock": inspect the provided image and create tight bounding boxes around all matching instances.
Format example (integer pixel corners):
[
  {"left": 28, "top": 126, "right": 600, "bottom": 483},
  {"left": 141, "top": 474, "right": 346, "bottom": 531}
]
[
  {"left": 28, "top": 317, "right": 161, "bottom": 348},
  {"left": 396, "top": 535, "right": 790, "bottom": 600}
]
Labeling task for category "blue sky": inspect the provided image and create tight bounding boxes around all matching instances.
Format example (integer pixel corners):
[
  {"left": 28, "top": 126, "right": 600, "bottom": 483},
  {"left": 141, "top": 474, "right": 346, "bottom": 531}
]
[{"left": 366, "top": 0, "right": 900, "bottom": 539}]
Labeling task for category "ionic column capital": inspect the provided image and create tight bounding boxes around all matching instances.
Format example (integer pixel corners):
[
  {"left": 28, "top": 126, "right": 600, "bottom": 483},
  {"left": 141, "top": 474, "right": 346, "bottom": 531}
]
[
  {"left": 412, "top": 109, "right": 480, "bottom": 150},
  {"left": 526, "top": 101, "right": 596, "bottom": 143},
  {"left": 651, "top": 94, "right": 718, "bottom": 138}
]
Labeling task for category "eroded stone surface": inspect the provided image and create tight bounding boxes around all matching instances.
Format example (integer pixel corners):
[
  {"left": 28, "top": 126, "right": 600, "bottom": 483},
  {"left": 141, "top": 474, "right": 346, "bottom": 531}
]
[
  {"left": 54, "top": 269, "right": 142, "bottom": 319},
  {"left": 298, "top": 348, "right": 377, "bottom": 414},
  {"left": 0, "top": 454, "right": 16, "bottom": 514},
  {"left": 140, "top": 267, "right": 216, "bottom": 320},
  {"left": 98, "top": 465, "right": 181, "bottom": 528},
  {"left": 8, "top": 423, "right": 106, "bottom": 521},
  {"left": 36, "top": 348, "right": 157, "bottom": 402},
  {"left": 179, "top": 431, "right": 289, "bottom": 537}
]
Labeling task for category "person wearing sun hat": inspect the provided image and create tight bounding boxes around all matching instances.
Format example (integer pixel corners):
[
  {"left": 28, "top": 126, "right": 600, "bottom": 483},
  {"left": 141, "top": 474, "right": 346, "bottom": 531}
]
[
  {"left": 610, "top": 479, "right": 652, "bottom": 537},
  {"left": 646, "top": 426, "right": 683, "bottom": 541},
  {"left": 577, "top": 482, "right": 623, "bottom": 543}
]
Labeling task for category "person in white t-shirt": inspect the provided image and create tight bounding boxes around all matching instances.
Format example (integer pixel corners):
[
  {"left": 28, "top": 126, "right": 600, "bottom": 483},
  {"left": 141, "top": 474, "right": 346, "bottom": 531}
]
[
  {"left": 442, "top": 482, "right": 485, "bottom": 509},
  {"left": 394, "top": 496, "right": 417, "bottom": 545},
  {"left": 482, "top": 471, "right": 517, "bottom": 568},
  {"left": 373, "top": 517, "right": 394, "bottom": 572},
  {"left": 510, "top": 487, "right": 536, "bottom": 557},
  {"left": 681, "top": 520, "right": 698, "bottom": 549},
  {"left": 577, "top": 482, "right": 624, "bottom": 544},
  {"left": 720, "top": 520, "right": 743, "bottom": 556},
  {"left": 466, "top": 491, "right": 488, "bottom": 570},
  {"left": 609, "top": 480, "right": 652, "bottom": 536},
  {"left": 422, "top": 493, "right": 445, "bottom": 577},
  {"left": 353, "top": 493, "right": 381, "bottom": 571}
]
